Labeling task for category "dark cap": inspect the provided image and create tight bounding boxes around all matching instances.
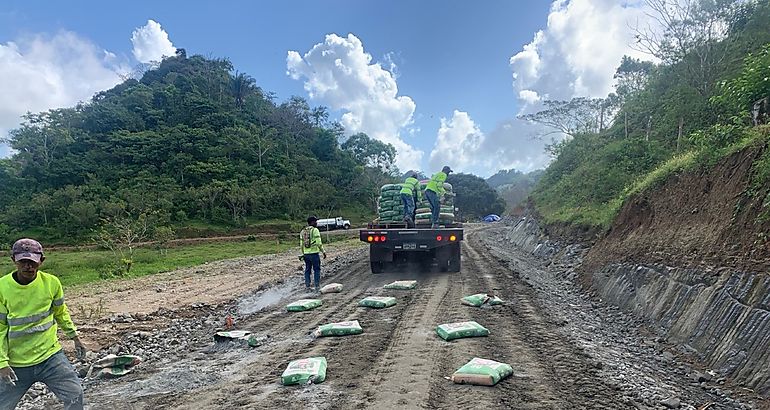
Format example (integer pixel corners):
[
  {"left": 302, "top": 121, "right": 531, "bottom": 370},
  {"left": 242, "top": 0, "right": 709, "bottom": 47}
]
[
  {"left": 442, "top": 166, "right": 453, "bottom": 174},
  {"left": 12, "top": 238, "right": 44, "bottom": 263},
  {"left": 307, "top": 215, "right": 318, "bottom": 225}
]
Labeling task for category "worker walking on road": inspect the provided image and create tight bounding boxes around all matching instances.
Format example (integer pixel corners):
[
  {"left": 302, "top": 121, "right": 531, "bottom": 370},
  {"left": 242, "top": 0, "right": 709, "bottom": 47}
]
[
  {"left": 1, "top": 239, "right": 87, "bottom": 410},
  {"left": 300, "top": 216, "right": 327, "bottom": 292},
  {"left": 425, "top": 166, "right": 453, "bottom": 229},
  {"left": 400, "top": 171, "right": 422, "bottom": 228}
]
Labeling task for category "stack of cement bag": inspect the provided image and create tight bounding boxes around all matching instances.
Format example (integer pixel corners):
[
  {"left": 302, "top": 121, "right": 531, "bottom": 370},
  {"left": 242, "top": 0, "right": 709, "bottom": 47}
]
[
  {"left": 415, "top": 182, "right": 455, "bottom": 225},
  {"left": 377, "top": 184, "right": 405, "bottom": 223}
]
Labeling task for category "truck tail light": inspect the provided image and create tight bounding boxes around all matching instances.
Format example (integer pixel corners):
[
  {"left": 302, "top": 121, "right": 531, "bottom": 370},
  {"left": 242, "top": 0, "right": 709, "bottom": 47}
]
[
  {"left": 380, "top": 236, "right": 387, "bottom": 242},
  {"left": 367, "top": 236, "right": 374, "bottom": 242},
  {"left": 449, "top": 235, "right": 457, "bottom": 241},
  {"left": 436, "top": 235, "right": 443, "bottom": 241},
  {"left": 373, "top": 236, "right": 380, "bottom": 242}
]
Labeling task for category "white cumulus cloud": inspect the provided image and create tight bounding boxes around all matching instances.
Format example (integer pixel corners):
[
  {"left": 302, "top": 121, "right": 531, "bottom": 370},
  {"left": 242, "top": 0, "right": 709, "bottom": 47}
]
[
  {"left": 286, "top": 33, "right": 423, "bottom": 171},
  {"left": 511, "top": 0, "right": 653, "bottom": 102},
  {"left": 438, "top": 0, "right": 656, "bottom": 174},
  {"left": 0, "top": 31, "right": 125, "bottom": 156},
  {"left": 429, "top": 111, "right": 549, "bottom": 177},
  {"left": 429, "top": 111, "right": 484, "bottom": 172},
  {"left": 131, "top": 19, "right": 176, "bottom": 64}
]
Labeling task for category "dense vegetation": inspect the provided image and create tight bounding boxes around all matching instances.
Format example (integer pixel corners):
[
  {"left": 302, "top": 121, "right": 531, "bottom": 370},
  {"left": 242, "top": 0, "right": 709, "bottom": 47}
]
[
  {"left": 447, "top": 173, "right": 507, "bottom": 220},
  {"left": 0, "top": 53, "right": 398, "bottom": 245},
  {"left": 529, "top": 0, "right": 770, "bottom": 230}
]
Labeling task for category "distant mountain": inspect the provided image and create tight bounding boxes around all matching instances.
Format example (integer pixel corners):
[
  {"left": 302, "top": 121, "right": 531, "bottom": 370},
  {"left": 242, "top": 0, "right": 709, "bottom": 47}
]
[{"left": 486, "top": 169, "right": 544, "bottom": 211}]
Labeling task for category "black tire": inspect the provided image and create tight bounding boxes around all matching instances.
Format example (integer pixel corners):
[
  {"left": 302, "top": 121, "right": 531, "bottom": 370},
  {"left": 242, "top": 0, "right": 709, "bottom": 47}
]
[
  {"left": 371, "top": 261, "right": 385, "bottom": 274},
  {"left": 448, "top": 243, "right": 461, "bottom": 272},
  {"left": 343, "top": 224, "right": 350, "bottom": 230}
]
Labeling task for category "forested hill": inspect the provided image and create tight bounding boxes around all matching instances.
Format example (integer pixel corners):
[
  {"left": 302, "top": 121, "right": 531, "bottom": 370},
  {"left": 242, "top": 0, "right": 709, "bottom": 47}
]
[
  {"left": 528, "top": 0, "right": 770, "bottom": 231},
  {"left": 0, "top": 53, "right": 396, "bottom": 244}
]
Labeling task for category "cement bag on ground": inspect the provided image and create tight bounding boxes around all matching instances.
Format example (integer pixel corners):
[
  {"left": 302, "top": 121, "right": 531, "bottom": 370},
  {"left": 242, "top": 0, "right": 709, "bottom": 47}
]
[
  {"left": 281, "top": 357, "right": 327, "bottom": 385},
  {"left": 86, "top": 354, "right": 142, "bottom": 378},
  {"left": 380, "top": 184, "right": 401, "bottom": 193},
  {"left": 436, "top": 321, "right": 490, "bottom": 341},
  {"left": 359, "top": 296, "right": 397, "bottom": 308},
  {"left": 451, "top": 358, "right": 513, "bottom": 386},
  {"left": 313, "top": 320, "right": 363, "bottom": 337},
  {"left": 461, "top": 294, "right": 504, "bottom": 307},
  {"left": 320, "top": 283, "right": 343, "bottom": 294},
  {"left": 384, "top": 280, "right": 417, "bottom": 290},
  {"left": 287, "top": 299, "right": 323, "bottom": 312}
]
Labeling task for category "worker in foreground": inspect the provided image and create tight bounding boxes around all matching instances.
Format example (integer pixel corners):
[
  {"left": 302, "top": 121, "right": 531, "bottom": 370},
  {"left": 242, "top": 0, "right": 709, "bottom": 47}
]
[
  {"left": 300, "top": 216, "right": 327, "bottom": 292},
  {"left": 425, "top": 166, "right": 453, "bottom": 228},
  {"left": 0, "top": 239, "right": 87, "bottom": 410},
  {"left": 400, "top": 171, "right": 422, "bottom": 228}
]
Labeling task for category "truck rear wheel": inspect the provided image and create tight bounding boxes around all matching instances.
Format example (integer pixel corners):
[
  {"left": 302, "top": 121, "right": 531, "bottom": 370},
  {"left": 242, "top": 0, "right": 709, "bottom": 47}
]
[
  {"left": 371, "top": 261, "right": 385, "bottom": 274},
  {"left": 448, "top": 242, "right": 461, "bottom": 272}
]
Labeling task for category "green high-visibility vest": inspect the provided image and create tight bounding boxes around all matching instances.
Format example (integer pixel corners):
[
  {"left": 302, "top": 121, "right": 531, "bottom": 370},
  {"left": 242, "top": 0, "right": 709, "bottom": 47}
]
[
  {"left": 0, "top": 271, "right": 78, "bottom": 368},
  {"left": 400, "top": 177, "right": 422, "bottom": 200},
  {"left": 425, "top": 172, "right": 447, "bottom": 195}
]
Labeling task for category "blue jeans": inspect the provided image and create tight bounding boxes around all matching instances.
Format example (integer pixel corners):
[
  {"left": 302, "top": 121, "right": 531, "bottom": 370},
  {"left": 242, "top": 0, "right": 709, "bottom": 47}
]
[
  {"left": 400, "top": 193, "right": 415, "bottom": 222},
  {"left": 425, "top": 189, "right": 440, "bottom": 224},
  {"left": 0, "top": 350, "right": 84, "bottom": 410},
  {"left": 303, "top": 253, "right": 321, "bottom": 289}
]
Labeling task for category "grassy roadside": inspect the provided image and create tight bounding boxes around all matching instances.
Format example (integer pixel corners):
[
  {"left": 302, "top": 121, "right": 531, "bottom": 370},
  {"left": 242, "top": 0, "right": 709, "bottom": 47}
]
[
  {"left": 532, "top": 126, "right": 770, "bottom": 231},
  {"left": 0, "top": 235, "right": 356, "bottom": 288}
]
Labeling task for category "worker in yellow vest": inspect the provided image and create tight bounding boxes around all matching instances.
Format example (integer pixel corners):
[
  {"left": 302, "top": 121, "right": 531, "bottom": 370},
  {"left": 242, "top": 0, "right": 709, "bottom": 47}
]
[
  {"left": 1, "top": 239, "right": 87, "bottom": 410},
  {"left": 399, "top": 171, "right": 422, "bottom": 228},
  {"left": 425, "top": 166, "right": 453, "bottom": 228}
]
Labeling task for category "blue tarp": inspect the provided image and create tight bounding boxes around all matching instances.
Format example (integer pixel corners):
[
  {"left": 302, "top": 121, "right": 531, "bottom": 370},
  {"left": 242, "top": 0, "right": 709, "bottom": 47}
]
[{"left": 483, "top": 214, "right": 501, "bottom": 222}]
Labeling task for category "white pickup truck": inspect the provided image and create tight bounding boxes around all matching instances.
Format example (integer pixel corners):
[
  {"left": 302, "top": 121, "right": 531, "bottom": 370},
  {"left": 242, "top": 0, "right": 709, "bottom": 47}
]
[{"left": 316, "top": 216, "right": 351, "bottom": 230}]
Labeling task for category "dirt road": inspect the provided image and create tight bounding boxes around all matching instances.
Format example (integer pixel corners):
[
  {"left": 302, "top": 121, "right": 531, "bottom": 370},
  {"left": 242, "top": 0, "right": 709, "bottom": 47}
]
[{"left": 23, "top": 225, "right": 763, "bottom": 409}]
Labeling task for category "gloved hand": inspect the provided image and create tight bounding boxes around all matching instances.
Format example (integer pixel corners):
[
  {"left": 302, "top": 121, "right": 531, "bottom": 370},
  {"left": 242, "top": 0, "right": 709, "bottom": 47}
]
[
  {"left": 0, "top": 366, "right": 17, "bottom": 387},
  {"left": 74, "top": 337, "right": 87, "bottom": 361}
]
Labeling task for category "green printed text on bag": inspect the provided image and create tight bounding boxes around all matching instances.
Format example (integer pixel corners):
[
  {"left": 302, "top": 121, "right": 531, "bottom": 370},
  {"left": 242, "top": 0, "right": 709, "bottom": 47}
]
[
  {"left": 461, "top": 294, "right": 504, "bottom": 307},
  {"left": 359, "top": 296, "right": 397, "bottom": 308},
  {"left": 281, "top": 357, "right": 328, "bottom": 385},
  {"left": 313, "top": 320, "right": 363, "bottom": 337},
  {"left": 286, "top": 299, "right": 323, "bottom": 312},
  {"left": 384, "top": 280, "right": 417, "bottom": 290},
  {"left": 451, "top": 357, "right": 513, "bottom": 386},
  {"left": 436, "top": 321, "right": 490, "bottom": 341}
]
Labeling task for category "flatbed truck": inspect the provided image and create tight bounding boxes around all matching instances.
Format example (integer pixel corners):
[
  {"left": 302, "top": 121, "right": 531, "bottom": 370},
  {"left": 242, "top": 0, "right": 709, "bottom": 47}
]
[{"left": 359, "top": 222, "right": 464, "bottom": 273}]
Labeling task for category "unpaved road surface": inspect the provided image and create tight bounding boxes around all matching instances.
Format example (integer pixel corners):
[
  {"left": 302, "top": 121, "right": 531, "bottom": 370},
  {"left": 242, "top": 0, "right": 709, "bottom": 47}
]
[{"left": 20, "top": 225, "right": 766, "bottom": 409}]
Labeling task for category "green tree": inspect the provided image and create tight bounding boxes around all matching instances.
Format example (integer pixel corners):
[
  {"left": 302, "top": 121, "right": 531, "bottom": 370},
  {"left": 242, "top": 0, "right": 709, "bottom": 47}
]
[{"left": 446, "top": 173, "right": 506, "bottom": 219}]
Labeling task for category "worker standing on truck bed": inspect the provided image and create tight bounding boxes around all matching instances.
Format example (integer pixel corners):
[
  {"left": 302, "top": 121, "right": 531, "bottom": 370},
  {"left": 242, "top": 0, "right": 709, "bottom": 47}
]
[
  {"left": 300, "top": 216, "right": 326, "bottom": 292},
  {"left": 1, "top": 238, "right": 87, "bottom": 410},
  {"left": 400, "top": 171, "right": 422, "bottom": 228},
  {"left": 425, "top": 166, "right": 453, "bottom": 228}
]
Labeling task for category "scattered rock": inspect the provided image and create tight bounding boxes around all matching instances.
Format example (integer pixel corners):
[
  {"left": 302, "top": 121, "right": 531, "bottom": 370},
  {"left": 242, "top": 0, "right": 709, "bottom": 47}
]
[{"left": 660, "top": 397, "right": 681, "bottom": 408}]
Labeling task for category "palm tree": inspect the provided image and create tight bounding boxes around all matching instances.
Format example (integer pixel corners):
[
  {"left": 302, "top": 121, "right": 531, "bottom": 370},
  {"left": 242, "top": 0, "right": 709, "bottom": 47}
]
[{"left": 230, "top": 71, "right": 257, "bottom": 108}]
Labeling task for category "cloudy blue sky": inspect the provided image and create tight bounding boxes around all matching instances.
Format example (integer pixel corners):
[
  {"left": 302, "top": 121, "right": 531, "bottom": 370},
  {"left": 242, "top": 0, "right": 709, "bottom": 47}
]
[{"left": 0, "top": 0, "right": 654, "bottom": 176}]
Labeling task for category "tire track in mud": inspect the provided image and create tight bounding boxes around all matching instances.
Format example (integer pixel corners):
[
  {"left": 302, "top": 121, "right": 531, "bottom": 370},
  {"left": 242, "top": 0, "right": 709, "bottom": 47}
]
[{"left": 426, "top": 229, "right": 624, "bottom": 409}]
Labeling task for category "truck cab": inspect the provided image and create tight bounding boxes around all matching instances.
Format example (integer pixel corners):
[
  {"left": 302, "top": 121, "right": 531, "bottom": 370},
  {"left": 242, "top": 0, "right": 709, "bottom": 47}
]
[{"left": 317, "top": 216, "right": 351, "bottom": 230}]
